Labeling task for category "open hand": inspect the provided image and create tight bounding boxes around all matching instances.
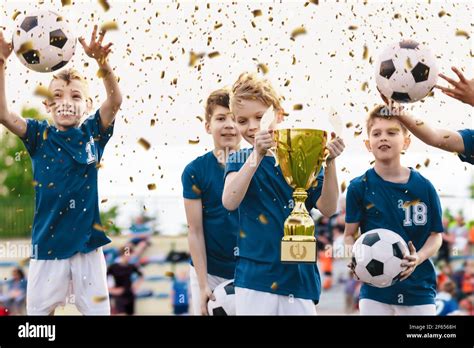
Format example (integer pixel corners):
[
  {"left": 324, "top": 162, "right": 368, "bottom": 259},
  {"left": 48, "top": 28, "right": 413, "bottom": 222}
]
[
  {"left": 436, "top": 67, "right": 474, "bottom": 107},
  {"left": 79, "top": 25, "right": 113, "bottom": 64},
  {"left": 399, "top": 241, "right": 420, "bottom": 281}
]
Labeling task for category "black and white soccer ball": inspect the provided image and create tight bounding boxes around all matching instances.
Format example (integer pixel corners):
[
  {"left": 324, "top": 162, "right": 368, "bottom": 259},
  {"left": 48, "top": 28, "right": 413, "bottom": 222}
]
[
  {"left": 375, "top": 40, "right": 438, "bottom": 103},
  {"left": 13, "top": 10, "right": 76, "bottom": 73},
  {"left": 352, "top": 229, "right": 409, "bottom": 288},
  {"left": 207, "top": 279, "right": 236, "bottom": 316}
]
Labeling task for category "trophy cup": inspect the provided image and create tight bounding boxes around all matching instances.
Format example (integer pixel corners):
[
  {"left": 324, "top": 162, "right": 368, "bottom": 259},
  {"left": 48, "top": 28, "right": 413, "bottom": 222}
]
[{"left": 274, "top": 128, "right": 327, "bottom": 263}]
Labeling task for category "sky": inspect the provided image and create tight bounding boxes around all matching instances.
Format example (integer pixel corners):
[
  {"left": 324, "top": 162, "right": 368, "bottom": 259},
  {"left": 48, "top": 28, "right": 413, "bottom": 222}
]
[{"left": 0, "top": 0, "right": 472, "bottom": 234}]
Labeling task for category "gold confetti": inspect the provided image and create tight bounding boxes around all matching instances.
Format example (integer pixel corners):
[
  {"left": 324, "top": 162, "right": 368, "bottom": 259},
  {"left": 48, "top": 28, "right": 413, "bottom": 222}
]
[
  {"left": 42, "top": 129, "right": 48, "bottom": 140},
  {"left": 16, "top": 41, "right": 33, "bottom": 55},
  {"left": 354, "top": 130, "right": 362, "bottom": 137},
  {"left": 438, "top": 10, "right": 446, "bottom": 17},
  {"left": 403, "top": 199, "right": 420, "bottom": 208},
  {"left": 348, "top": 25, "right": 358, "bottom": 30},
  {"left": 252, "top": 9, "right": 262, "bottom": 17},
  {"left": 455, "top": 30, "right": 470, "bottom": 39},
  {"left": 93, "top": 223, "right": 107, "bottom": 232},
  {"left": 405, "top": 57, "right": 413, "bottom": 70},
  {"left": 271, "top": 282, "right": 278, "bottom": 290},
  {"left": 415, "top": 120, "right": 424, "bottom": 126},
  {"left": 34, "top": 85, "right": 53, "bottom": 100},
  {"left": 361, "top": 82, "right": 368, "bottom": 91},
  {"left": 101, "top": 199, "right": 108, "bottom": 203},
  {"left": 150, "top": 119, "right": 155, "bottom": 127},
  {"left": 257, "top": 63, "right": 268, "bottom": 74},
  {"left": 92, "top": 296, "right": 108, "bottom": 303},
  {"left": 293, "top": 104, "right": 303, "bottom": 110},
  {"left": 214, "top": 23, "right": 223, "bottom": 30},
  {"left": 191, "top": 185, "right": 202, "bottom": 195},
  {"left": 100, "top": 21, "right": 118, "bottom": 32},
  {"left": 188, "top": 139, "right": 200, "bottom": 144},
  {"left": 346, "top": 122, "right": 353, "bottom": 128},
  {"left": 96, "top": 68, "right": 109, "bottom": 78},
  {"left": 258, "top": 214, "right": 268, "bottom": 224},
  {"left": 138, "top": 138, "right": 151, "bottom": 150},
  {"left": 98, "top": 0, "right": 110, "bottom": 12},
  {"left": 12, "top": 10, "right": 21, "bottom": 20},
  {"left": 147, "top": 183, "right": 156, "bottom": 190},
  {"left": 129, "top": 177, "right": 134, "bottom": 183},
  {"left": 196, "top": 116, "right": 203, "bottom": 122},
  {"left": 165, "top": 271, "right": 175, "bottom": 277},
  {"left": 208, "top": 51, "right": 220, "bottom": 58},
  {"left": 424, "top": 158, "right": 430, "bottom": 167},
  {"left": 291, "top": 26, "right": 306, "bottom": 39},
  {"left": 362, "top": 45, "right": 369, "bottom": 60},
  {"left": 189, "top": 51, "right": 204, "bottom": 67},
  {"left": 366, "top": 203, "right": 374, "bottom": 210},
  {"left": 61, "top": 0, "right": 71, "bottom": 6},
  {"left": 95, "top": 162, "right": 103, "bottom": 169},
  {"left": 240, "top": 230, "right": 246, "bottom": 238},
  {"left": 341, "top": 181, "right": 347, "bottom": 194}
]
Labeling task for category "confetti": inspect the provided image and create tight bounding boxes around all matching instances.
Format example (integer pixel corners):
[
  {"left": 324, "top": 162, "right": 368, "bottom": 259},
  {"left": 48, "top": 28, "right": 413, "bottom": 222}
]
[
  {"left": 341, "top": 181, "right": 347, "bottom": 194},
  {"left": 93, "top": 223, "right": 107, "bottom": 232},
  {"left": 100, "top": 21, "right": 118, "bottom": 32},
  {"left": 97, "top": 68, "right": 110, "bottom": 78},
  {"left": 348, "top": 25, "right": 358, "bottom": 30},
  {"left": 271, "top": 282, "right": 278, "bottom": 290},
  {"left": 92, "top": 296, "right": 108, "bottom": 303},
  {"left": 366, "top": 203, "right": 374, "bottom": 210},
  {"left": 138, "top": 138, "right": 151, "bottom": 150},
  {"left": 405, "top": 57, "right": 413, "bottom": 69},
  {"left": 101, "top": 199, "right": 108, "bottom": 203},
  {"left": 293, "top": 104, "right": 303, "bottom": 110},
  {"left": 165, "top": 271, "right": 175, "bottom": 277},
  {"left": 191, "top": 185, "right": 202, "bottom": 195},
  {"left": 147, "top": 184, "right": 156, "bottom": 190},
  {"left": 214, "top": 23, "right": 223, "bottom": 30},
  {"left": 438, "top": 10, "right": 446, "bottom": 17},
  {"left": 240, "top": 230, "right": 246, "bottom": 238},
  {"left": 12, "top": 10, "right": 21, "bottom": 20},
  {"left": 16, "top": 41, "right": 33, "bottom": 55},
  {"left": 403, "top": 199, "right": 420, "bottom": 208},
  {"left": 455, "top": 30, "right": 470, "bottom": 39},
  {"left": 61, "top": 0, "right": 71, "bottom": 6},
  {"left": 98, "top": 0, "right": 110, "bottom": 11},
  {"left": 208, "top": 51, "right": 220, "bottom": 58},
  {"left": 34, "top": 85, "right": 54, "bottom": 100},
  {"left": 189, "top": 51, "right": 204, "bottom": 67},
  {"left": 291, "top": 26, "right": 306, "bottom": 39},
  {"left": 258, "top": 214, "right": 268, "bottom": 224},
  {"left": 362, "top": 45, "right": 369, "bottom": 60},
  {"left": 257, "top": 63, "right": 269, "bottom": 74},
  {"left": 188, "top": 139, "right": 200, "bottom": 144},
  {"left": 252, "top": 9, "right": 262, "bottom": 17},
  {"left": 424, "top": 158, "right": 430, "bottom": 167}
]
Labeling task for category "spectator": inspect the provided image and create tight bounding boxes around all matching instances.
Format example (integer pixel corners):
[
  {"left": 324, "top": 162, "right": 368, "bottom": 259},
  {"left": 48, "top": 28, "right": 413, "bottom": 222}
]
[
  {"left": 435, "top": 281, "right": 459, "bottom": 316},
  {"left": 171, "top": 269, "right": 190, "bottom": 315},
  {"left": 0, "top": 268, "right": 27, "bottom": 315},
  {"left": 436, "top": 217, "right": 455, "bottom": 265}
]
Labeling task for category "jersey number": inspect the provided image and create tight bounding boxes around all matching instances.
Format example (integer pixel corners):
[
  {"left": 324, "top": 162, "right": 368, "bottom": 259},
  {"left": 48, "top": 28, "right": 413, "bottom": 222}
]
[{"left": 402, "top": 202, "right": 427, "bottom": 226}]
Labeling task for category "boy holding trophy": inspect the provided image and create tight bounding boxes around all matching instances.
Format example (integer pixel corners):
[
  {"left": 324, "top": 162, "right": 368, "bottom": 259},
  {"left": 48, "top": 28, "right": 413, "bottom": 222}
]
[{"left": 222, "top": 72, "right": 345, "bottom": 315}]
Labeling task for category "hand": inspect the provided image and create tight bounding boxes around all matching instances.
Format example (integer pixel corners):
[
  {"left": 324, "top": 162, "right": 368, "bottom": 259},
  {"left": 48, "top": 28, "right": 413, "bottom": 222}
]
[
  {"left": 436, "top": 67, "right": 474, "bottom": 107},
  {"left": 399, "top": 241, "right": 420, "bottom": 281},
  {"left": 326, "top": 132, "right": 345, "bottom": 161},
  {"left": 254, "top": 129, "right": 275, "bottom": 157},
  {"left": 347, "top": 259, "right": 360, "bottom": 280},
  {"left": 0, "top": 31, "right": 13, "bottom": 64},
  {"left": 79, "top": 25, "right": 113, "bottom": 64},
  {"left": 200, "top": 286, "right": 215, "bottom": 316}
]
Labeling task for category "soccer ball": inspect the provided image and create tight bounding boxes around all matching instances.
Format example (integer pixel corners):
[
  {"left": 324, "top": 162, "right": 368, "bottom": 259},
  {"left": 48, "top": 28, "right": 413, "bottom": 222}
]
[
  {"left": 375, "top": 40, "right": 438, "bottom": 103},
  {"left": 12, "top": 10, "right": 76, "bottom": 73},
  {"left": 207, "top": 279, "right": 236, "bottom": 316},
  {"left": 352, "top": 229, "right": 408, "bottom": 288}
]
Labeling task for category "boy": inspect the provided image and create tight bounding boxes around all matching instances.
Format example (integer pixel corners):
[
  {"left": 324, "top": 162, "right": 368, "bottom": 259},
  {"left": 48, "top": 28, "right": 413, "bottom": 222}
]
[
  {"left": 223, "top": 72, "right": 345, "bottom": 315},
  {"left": 382, "top": 66, "right": 473, "bottom": 165},
  {"left": 0, "top": 26, "right": 122, "bottom": 315},
  {"left": 107, "top": 246, "right": 144, "bottom": 315},
  {"left": 344, "top": 105, "right": 443, "bottom": 315},
  {"left": 181, "top": 88, "right": 241, "bottom": 315}
]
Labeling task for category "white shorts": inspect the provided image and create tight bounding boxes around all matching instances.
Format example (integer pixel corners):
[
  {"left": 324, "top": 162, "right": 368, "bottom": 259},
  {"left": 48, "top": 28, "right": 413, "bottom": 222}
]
[
  {"left": 189, "top": 265, "right": 229, "bottom": 315},
  {"left": 27, "top": 248, "right": 110, "bottom": 315},
  {"left": 235, "top": 287, "right": 317, "bottom": 315},
  {"left": 359, "top": 298, "right": 436, "bottom": 315}
]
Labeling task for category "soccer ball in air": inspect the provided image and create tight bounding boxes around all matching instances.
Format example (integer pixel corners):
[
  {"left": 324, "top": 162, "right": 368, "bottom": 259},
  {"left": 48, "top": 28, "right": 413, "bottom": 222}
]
[
  {"left": 352, "top": 229, "right": 408, "bottom": 288},
  {"left": 207, "top": 279, "right": 236, "bottom": 316},
  {"left": 13, "top": 10, "right": 76, "bottom": 73},
  {"left": 375, "top": 40, "right": 438, "bottom": 103}
]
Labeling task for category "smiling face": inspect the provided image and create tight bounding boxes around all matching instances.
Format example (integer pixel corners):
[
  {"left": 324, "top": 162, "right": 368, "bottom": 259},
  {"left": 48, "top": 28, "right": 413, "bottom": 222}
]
[
  {"left": 46, "top": 76, "right": 91, "bottom": 131},
  {"left": 365, "top": 117, "right": 410, "bottom": 162},
  {"left": 232, "top": 98, "right": 269, "bottom": 145},
  {"left": 205, "top": 105, "right": 241, "bottom": 150}
]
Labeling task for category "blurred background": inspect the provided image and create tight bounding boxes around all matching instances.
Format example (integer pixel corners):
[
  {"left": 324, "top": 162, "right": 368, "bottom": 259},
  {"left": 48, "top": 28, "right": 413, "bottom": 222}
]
[{"left": 0, "top": 0, "right": 472, "bottom": 315}]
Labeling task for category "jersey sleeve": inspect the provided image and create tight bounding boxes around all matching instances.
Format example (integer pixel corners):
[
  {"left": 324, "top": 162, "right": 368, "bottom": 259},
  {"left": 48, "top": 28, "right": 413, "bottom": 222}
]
[
  {"left": 21, "top": 119, "right": 47, "bottom": 156},
  {"left": 458, "top": 129, "right": 474, "bottom": 165},
  {"left": 345, "top": 180, "right": 364, "bottom": 223},
  {"left": 82, "top": 109, "right": 115, "bottom": 154},
  {"left": 426, "top": 180, "right": 444, "bottom": 233},
  {"left": 181, "top": 161, "right": 202, "bottom": 200},
  {"left": 224, "top": 149, "right": 248, "bottom": 179}
]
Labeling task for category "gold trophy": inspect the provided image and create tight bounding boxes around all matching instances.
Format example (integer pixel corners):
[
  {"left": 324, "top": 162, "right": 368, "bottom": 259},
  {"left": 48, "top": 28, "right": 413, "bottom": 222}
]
[{"left": 274, "top": 129, "right": 327, "bottom": 263}]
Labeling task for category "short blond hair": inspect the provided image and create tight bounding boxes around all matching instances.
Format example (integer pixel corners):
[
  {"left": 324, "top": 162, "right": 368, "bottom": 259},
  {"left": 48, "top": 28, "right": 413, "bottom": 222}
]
[
  {"left": 205, "top": 88, "right": 230, "bottom": 123},
  {"left": 230, "top": 72, "right": 283, "bottom": 113},
  {"left": 366, "top": 104, "right": 408, "bottom": 135},
  {"left": 49, "top": 68, "right": 90, "bottom": 98}
]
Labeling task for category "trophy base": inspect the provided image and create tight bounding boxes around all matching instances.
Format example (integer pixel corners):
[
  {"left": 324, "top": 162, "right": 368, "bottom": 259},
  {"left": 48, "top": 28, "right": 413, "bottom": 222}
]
[{"left": 281, "top": 239, "right": 317, "bottom": 264}]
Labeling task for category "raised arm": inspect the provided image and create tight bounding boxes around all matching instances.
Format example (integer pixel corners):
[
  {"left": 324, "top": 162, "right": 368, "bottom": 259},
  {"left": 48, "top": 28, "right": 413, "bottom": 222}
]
[
  {"left": 0, "top": 31, "right": 27, "bottom": 138},
  {"left": 222, "top": 130, "right": 271, "bottom": 211},
  {"left": 79, "top": 25, "right": 122, "bottom": 131},
  {"left": 436, "top": 66, "right": 474, "bottom": 107}
]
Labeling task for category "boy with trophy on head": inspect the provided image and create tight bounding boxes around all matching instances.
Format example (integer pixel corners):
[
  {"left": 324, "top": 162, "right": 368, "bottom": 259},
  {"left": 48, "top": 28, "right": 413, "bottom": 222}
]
[{"left": 222, "top": 72, "right": 345, "bottom": 315}]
